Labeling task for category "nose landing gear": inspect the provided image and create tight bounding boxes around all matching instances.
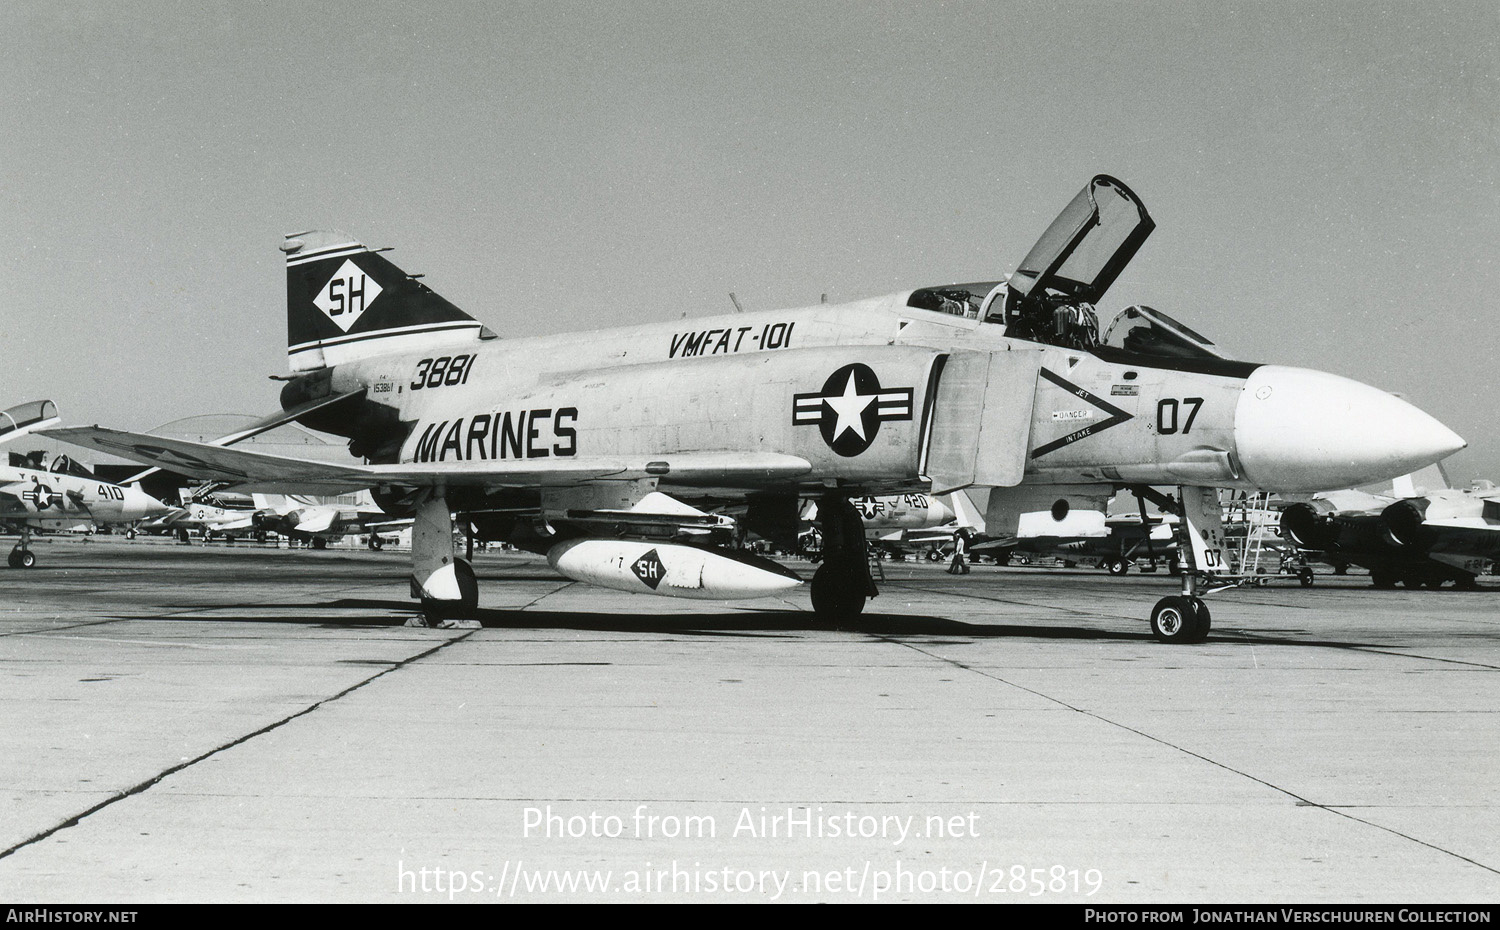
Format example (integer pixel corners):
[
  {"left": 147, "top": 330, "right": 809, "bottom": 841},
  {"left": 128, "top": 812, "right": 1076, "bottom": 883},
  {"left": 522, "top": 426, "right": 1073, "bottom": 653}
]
[{"left": 1141, "top": 484, "right": 1225, "bottom": 644}]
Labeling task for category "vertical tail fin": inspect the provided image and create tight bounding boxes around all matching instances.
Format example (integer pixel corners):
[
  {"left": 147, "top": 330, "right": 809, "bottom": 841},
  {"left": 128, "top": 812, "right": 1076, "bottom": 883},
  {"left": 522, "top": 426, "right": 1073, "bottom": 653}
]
[
  {"left": 948, "top": 490, "right": 985, "bottom": 532},
  {"left": 282, "top": 230, "right": 495, "bottom": 372}
]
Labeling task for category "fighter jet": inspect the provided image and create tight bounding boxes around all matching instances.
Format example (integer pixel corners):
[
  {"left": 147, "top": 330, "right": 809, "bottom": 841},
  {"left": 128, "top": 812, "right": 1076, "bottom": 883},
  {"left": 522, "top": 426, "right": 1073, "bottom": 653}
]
[
  {"left": 248, "top": 490, "right": 413, "bottom": 550},
  {"left": 137, "top": 489, "right": 259, "bottom": 543},
  {"left": 1281, "top": 475, "right": 1498, "bottom": 589},
  {"left": 803, "top": 492, "right": 978, "bottom": 561},
  {"left": 1, "top": 401, "right": 173, "bottom": 566},
  {"left": 979, "top": 498, "right": 1179, "bottom": 575},
  {"left": 47, "top": 176, "right": 1465, "bottom": 641}
]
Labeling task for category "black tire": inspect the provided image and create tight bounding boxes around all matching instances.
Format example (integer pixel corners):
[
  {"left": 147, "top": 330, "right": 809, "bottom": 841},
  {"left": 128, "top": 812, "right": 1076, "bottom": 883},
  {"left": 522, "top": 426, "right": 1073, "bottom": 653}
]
[
  {"left": 7, "top": 549, "right": 22, "bottom": 569},
  {"left": 312, "top": 537, "right": 328, "bottom": 550},
  {"left": 421, "top": 558, "right": 480, "bottom": 623},
  {"left": 1299, "top": 568, "right": 1314, "bottom": 587},
  {"left": 1190, "top": 597, "right": 1211, "bottom": 641},
  {"left": 811, "top": 562, "right": 867, "bottom": 623},
  {"left": 1151, "top": 595, "right": 1209, "bottom": 644},
  {"left": 1107, "top": 559, "right": 1128, "bottom": 576},
  {"left": 1371, "top": 570, "right": 1398, "bottom": 589},
  {"left": 17, "top": 550, "right": 36, "bottom": 569}
]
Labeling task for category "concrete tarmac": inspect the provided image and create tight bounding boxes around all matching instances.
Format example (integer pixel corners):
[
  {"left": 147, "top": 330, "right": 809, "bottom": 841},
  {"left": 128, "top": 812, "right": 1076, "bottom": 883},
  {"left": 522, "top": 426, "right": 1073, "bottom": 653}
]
[{"left": 1, "top": 536, "right": 1496, "bottom": 903}]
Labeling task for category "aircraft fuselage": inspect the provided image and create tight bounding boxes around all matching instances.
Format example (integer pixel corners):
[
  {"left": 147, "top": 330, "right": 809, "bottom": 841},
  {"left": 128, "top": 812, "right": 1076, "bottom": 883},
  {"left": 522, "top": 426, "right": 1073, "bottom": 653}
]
[
  {"left": 0, "top": 466, "right": 168, "bottom": 530},
  {"left": 306, "top": 295, "right": 1436, "bottom": 504}
]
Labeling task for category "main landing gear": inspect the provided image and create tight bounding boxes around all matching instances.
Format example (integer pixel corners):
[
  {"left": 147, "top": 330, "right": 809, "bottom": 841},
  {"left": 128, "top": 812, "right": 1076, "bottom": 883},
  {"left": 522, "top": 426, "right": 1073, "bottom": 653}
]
[
  {"left": 8, "top": 526, "right": 36, "bottom": 568},
  {"left": 809, "top": 493, "right": 877, "bottom": 624},
  {"left": 407, "top": 489, "right": 479, "bottom": 628}
]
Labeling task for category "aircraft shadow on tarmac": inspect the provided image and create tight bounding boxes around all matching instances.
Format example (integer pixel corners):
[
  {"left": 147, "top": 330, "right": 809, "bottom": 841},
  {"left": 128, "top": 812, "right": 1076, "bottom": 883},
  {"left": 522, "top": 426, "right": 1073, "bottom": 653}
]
[
  {"left": 97, "top": 598, "right": 1411, "bottom": 649},
  {"left": 104, "top": 598, "right": 1133, "bottom": 639}
]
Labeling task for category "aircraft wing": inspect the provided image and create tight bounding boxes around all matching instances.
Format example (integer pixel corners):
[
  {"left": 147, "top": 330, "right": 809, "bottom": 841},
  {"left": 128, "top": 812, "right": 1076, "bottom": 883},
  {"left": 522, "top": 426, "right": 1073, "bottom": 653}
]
[
  {"left": 363, "top": 517, "right": 414, "bottom": 531},
  {"left": 44, "top": 426, "right": 813, "bottom": 493},
  {"left": 116, "top": 388, "right": 369, "bottom": 485},
  {"left": 892, "top": 526, "right": 960, "bottom": 546}
]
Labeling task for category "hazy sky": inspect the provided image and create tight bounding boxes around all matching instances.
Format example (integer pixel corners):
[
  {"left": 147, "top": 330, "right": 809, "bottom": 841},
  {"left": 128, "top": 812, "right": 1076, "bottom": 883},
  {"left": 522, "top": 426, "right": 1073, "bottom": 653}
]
[{"left": 3, "top": 1, "right": 1496, "bottom": 482}]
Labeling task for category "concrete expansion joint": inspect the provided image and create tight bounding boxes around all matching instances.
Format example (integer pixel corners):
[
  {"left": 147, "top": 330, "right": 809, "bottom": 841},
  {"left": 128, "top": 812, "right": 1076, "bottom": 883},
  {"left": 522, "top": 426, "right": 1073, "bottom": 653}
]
[{"left": 0, "top": 628, "right": 479, "bottom": 863}]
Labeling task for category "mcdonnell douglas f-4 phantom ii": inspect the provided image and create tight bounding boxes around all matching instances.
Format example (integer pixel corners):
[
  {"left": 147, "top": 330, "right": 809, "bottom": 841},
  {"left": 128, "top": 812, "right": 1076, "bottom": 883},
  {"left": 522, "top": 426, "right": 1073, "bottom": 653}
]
[
  {"left": 1281, "top": 476, "right": 1500, "bottom": 589},
  {"left": 48, "top": 176, "right": 1465, "bottom": 641}
]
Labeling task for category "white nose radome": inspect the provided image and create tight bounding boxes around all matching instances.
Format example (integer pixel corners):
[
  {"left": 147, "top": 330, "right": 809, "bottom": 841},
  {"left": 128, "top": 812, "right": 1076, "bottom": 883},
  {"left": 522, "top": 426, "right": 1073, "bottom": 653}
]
[
  {"left": 125, "top": 487, "right": 175, "bottom": 520},
  {"left": 1234, "top": 366, "right": 1464, "bottom": 493}
]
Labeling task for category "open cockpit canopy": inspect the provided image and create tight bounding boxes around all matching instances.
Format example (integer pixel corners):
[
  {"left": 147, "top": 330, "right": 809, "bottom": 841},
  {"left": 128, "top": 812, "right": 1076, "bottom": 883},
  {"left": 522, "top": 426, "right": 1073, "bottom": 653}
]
[
  {"left": 1007, "top": 175, "right": 1154, "bottom": 308},
  {"left": 999, "top": 175, "right": 1155, "bottom": 350},
  {"left": 901, "top": 177, "right": 1157, "bottom": 352},
  {"left": 900, "top": 178, "right": 1244, "bottom": 372},
  {"left": 0, "top": 400, "right": 59, "bottom": 446}
]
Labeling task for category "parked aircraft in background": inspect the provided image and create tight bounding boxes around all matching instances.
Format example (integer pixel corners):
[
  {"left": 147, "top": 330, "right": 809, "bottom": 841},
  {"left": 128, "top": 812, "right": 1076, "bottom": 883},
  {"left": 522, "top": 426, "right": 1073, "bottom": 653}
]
[
  {"left": 802, "top": 492, "right": 981, "bottom": 560},
  {"left": 249, "top": 490, "right": 412, "bottom": 549},
  {"left": 135, "top": 489, "right": 259, "bottom": 542},
  {"left": 48, "top": 176, "right": 1464, "bottom": 641},
  {"left": 1012, "top": 506, "right": 1177, "bottom": 575},
  {"left": 957, "top": 488, "right": 1177, "bottom": 574},
  {"left": 1, "top": 401, "right": 173, "bottom": 566},
  {"left": 1281, "top": 470, "right": 1497, "bottom": 589}
]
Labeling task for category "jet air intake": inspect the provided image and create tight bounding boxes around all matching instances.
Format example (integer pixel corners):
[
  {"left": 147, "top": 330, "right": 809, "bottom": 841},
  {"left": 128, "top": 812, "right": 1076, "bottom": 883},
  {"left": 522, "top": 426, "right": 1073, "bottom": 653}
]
[
  {"left": 1380, "top": 498, "right": 1430, "bottom": 550},
  {"left": 1279, "top": 503, "right": 1340, "bottom": 552}
]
